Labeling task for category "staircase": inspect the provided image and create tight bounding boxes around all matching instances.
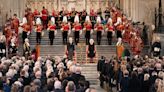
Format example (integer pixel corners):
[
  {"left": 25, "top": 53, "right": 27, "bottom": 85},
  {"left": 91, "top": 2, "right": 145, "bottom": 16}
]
[
  {"left": 75, "top": 43, "right": 86, "bottom": 63},
  {"left": 81, "top": 63, "right": 99, "bottom": 85},
  {"left": 96, "top": 45, "right": 116, "bottom": 59},
  {"left": 40, "top": 45, "right": 65, "bottom": 58},
  {"left": 81, "top": 63, "right": 106, "bottom": 92}
]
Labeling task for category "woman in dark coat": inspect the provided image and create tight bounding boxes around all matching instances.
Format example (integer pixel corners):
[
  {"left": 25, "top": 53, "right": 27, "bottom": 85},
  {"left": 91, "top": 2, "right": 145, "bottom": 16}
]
[
  {"left": 66, "top": 37, "right": 75, "bottom": 60},
  {"left": 87, "top": 39, "right": 96, "bottom": 63},
  {"left": 128, "top": 71, "right": 141, "bottom": 92},
  {"left": 142, "top": 74, "right": 151, "bottom": 92}
]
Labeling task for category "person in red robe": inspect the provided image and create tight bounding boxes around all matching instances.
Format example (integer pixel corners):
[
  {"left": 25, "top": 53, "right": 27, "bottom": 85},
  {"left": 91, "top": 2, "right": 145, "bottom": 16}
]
[
  {"left": 61, "top": 16, "right": 70, "bottom": 44},
  {"left": 47, "top": 17, "right": 57, "bottom": 45},
  {"left": 27, "top": 8, "right": 34, "bottom": 32},
  {"left": 122, "top": 21, "right": 132, "bottom": 43},
  {"left": 72, "top": 14, "right": 82, "bottom": 45},
  {"left": 94, "top": 16, "right": 104, "bottom": 45},
  {"left": 4, "top": 21, "right": 12, "bottom": 46},
  {"left": 33, "top": 9, "right": 40, "bottom": 19},
  {"left": 41, "top": 6, "right": 48, "bottom": 29},
  {"left": 105, "top": 18, "right": 114, "bottom": 45},
  {"left": 11, "top": 14, "right": 19, "bottom": 36},
  {"left": 90, "top": 8, "right": 95, "bottom": 28},
  {"left": 83, "top": 16, "right": 92, "bottom": 45},
  {"left": 35, "top": 18, "right": 43, "bottom": 44},
  {"left": 111, "top": 7, "right": 118, "bottom": 24}
]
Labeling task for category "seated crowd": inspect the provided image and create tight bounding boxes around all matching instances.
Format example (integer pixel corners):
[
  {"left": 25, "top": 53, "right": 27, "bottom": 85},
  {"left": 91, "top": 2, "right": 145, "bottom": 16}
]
[{"left": 0, "top": 55, "right": 96, "bottom": 92}]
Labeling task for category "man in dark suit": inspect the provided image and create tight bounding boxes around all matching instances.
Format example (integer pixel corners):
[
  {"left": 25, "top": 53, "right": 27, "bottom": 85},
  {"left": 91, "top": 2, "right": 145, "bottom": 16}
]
[
  {"left": 97, "top": 56, "right": 105, "bottom": 88},
  {"left": 70, "top": 66, "right": 86, "bottom": 89}
]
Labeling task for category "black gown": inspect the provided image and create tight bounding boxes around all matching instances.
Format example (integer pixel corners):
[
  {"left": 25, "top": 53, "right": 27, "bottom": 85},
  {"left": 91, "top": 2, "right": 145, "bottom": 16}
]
[
  {"left": 67, "top": 43, "right": 75, "bottom": 60},
  {"left": 88, "top": 44, "right": 95, "bottom": 58}
]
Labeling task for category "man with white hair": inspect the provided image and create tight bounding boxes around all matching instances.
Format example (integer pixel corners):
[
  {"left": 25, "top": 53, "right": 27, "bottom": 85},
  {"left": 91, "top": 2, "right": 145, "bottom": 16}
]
[
  {"left": 70, "top": 66, "right": 85, "bottom": 88},
  {"left": 65, "top": 81, "right": 76, "bottom": 92},
  {"left": 66, "top": 37, "right": 75, "bottom": 60},
  {"left": 35, "top": 17, "right": 43, "bottom": 44},
  {"left": 23, "top": 38, "right": 30, "bottom": 58},
  {"left": 54, "top": 80, "right": 64, "bottom": 92}
]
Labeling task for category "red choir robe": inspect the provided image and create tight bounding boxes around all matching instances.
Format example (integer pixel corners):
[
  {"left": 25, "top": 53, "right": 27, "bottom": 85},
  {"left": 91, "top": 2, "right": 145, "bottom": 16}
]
[
  {"left": 12, "top": 18, "right": 19, "bottom": 35},
  {"left": 41, "top": 9, "right": 48, "bottom": 21},
  {"left": 52, "top": 10, "right": 58, "bottom": 17},
  {"left": 4, "top": 25, "right": 12, "bottom": 46},
  {"left": 90, "top": 9, "right": 95, "bottom": 17},
  {"left": 33, "top": 9, "right": 40, "bottom": 18},
  {"left": 27, "top": 12, "right": 34, "bottom": 31},
  {"left": 123, "top": 26, "right": 131, "bottom": 43},
  {"left": 112, "top": 12, "right": 118, "bottom": 24}
]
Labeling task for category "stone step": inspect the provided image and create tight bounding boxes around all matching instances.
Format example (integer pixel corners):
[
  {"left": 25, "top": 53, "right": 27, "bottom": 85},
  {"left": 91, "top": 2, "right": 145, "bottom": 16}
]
[
  {"left": 81, "top": 63, "right": 99, "bottom": 85},
  {"left": 40, "top": 45, "right": 65, "bottom": 57}
]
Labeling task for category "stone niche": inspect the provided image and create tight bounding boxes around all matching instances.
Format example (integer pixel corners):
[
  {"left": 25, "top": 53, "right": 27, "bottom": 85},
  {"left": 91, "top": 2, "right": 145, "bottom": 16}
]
[{"left": 27, "top": 0, "right": 109, "bottom": 14}]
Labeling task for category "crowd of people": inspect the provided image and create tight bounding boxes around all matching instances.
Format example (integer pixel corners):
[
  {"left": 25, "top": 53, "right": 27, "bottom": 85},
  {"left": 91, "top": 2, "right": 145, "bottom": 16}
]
[
  {"left": 97, "top": 53, "right": 164, "bottom": 92},
  {"left": 0, "top": 54, "right": 99, "bottom": 92}
]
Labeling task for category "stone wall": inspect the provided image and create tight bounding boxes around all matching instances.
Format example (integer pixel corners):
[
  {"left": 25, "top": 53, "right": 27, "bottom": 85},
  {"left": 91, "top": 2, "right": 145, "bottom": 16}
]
[
  {"left": 0, "top": 0, "right": 26, "bottom": 26},
  {"left": 123, "top": 0, "right": 164, "bottom": 25}
]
